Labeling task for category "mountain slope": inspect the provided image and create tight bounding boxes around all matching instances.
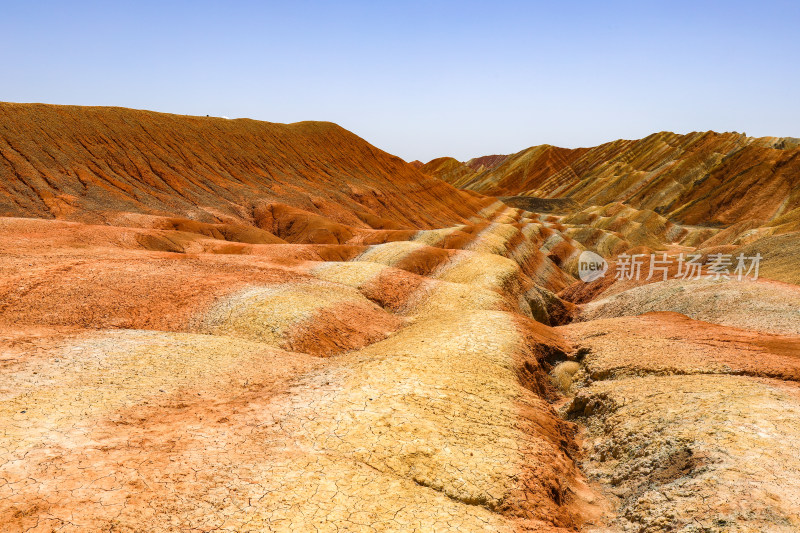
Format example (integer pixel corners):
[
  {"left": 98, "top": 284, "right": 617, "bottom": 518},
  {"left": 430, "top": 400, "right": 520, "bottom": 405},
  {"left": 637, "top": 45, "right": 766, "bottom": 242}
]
[
  {"left": 0, "top": 102, "right": 491, "bottom": 228},
  {"left": 424, "top": 131, "right": 800, "bottom": 226}
]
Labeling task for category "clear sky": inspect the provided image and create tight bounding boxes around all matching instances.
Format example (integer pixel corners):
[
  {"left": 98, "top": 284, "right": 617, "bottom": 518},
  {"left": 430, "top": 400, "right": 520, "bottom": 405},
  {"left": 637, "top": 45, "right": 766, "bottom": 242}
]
[{"left": 3, "top": 1, "right": 798, "bottom": 162}]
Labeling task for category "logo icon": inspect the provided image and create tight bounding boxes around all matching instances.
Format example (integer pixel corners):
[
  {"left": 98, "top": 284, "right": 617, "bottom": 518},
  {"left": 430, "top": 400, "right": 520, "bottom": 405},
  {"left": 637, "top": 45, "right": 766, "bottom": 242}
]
[{"left": 578, "top": 251, "right": 608, "bottom": 283}]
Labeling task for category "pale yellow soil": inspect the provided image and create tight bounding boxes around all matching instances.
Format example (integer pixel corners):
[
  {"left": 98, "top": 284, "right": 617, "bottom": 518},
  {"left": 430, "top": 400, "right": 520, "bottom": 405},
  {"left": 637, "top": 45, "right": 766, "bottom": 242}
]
[
  {"left": 579, "top": 278, "right": 800, "bottom": 335},
  {"left": 568, "top": 375, "right": 800, "bottom": 532},
  {"left": 560, "top": 312, "right": 800, "bottom": 532},
  {"left": 0, "top": 207, "right": 602, "bottom": 532},
  {"left": 1, "top": 195, "right": 799, "bottom": 533}
]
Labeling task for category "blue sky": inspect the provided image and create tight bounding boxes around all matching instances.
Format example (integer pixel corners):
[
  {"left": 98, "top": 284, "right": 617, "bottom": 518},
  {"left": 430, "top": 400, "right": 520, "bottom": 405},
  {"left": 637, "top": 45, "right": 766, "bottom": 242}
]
[{"left": 3, "top": 1, "right": 798, "bottom": 161}]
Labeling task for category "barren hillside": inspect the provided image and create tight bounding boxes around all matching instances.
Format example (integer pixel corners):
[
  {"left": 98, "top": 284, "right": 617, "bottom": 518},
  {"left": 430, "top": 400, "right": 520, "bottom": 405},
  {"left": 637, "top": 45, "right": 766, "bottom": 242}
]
[
  {"left": 422, "top": 131, "right": 800, "bottom": 225},
  {"left": 0, "top": 102, "right": 490, "bottom": 228},
  {"left": 1, "top": 103, "right": 799, "bottom": 532}
]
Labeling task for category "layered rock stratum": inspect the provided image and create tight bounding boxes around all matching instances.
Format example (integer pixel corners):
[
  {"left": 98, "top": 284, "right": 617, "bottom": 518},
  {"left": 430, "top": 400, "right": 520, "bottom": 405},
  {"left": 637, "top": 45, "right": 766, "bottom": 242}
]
[
  {"left": 1, "top": 103, "right": 798, "bottom": 532},
  {"left": 421, "top": 132, "right": 800, "bottom": 226}
]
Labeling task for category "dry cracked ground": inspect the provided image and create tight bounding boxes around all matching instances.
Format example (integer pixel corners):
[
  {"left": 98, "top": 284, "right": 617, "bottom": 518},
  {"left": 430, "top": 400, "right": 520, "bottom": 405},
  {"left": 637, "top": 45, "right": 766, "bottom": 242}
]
[
  {"left": 2, "top": 103, "right": 800, "bottom": 532},
  {"left": 3, "top": 205, "right": 800, "bottom": 532},
  {"left": 1, "top": 206, "right": 601, "bottom": 532}
]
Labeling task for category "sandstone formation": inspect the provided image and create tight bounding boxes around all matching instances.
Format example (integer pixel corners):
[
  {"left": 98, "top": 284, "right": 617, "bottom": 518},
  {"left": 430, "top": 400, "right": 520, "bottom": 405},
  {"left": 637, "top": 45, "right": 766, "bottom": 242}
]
[
  {"left": 421, "top": 131, "right": 800, "bottom": 226},
  {"left": 0, "top": 103, "right": 489, "bottom": 228},
  {"left": 1, "top": 103, "right": 799, "bottom": 532}
]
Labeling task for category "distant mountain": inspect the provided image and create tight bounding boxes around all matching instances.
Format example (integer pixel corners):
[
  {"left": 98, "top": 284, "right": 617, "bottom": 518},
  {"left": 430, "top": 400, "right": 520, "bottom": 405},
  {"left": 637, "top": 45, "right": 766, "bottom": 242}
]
[{"left": 421, "top": 131, "right": 800, "bottom": 226}]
